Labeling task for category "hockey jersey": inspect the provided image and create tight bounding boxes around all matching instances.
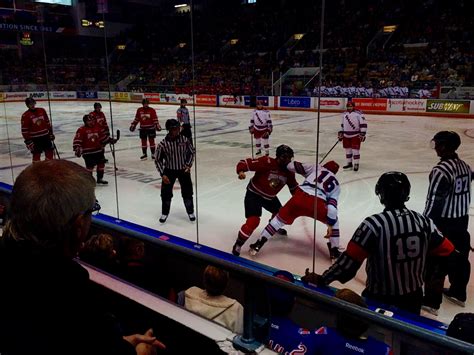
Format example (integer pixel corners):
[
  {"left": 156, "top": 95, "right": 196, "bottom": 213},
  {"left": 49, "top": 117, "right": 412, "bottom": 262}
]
[
  {"left": 177, "top": 106, "right": 190, "bottom": 125},
  {"left": 340, "top": 110, "right": 367, "bottom": 138},
  {"left": 131, "top": 107, "right": 159, "bottom": 130},
  {"left": 236, "top": 156, "right": 297, "bottom": 200},
  {"left": 21, "top": 108, "right": 52, "bottom": 140},
  {"left": 249, "top": 109, "right": 272, "bottom": 133},
  {"left": 89, "top": 110, "right": 110, "bottom": 138},
  {"left": 73, "top": 125, "right": 108, "bottom": 155}
]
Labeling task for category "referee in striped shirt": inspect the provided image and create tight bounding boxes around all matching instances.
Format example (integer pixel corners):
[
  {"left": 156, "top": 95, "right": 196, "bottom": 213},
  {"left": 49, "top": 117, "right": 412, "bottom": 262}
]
[
  {"left": 423, "top": 131, "right": 472, "bottom": 312},
  {"left": 304, "top": 172, "right": 455, "bottom": 314},
  {"left": 154, "top": 119, "right": 195, "bottom": 224}
]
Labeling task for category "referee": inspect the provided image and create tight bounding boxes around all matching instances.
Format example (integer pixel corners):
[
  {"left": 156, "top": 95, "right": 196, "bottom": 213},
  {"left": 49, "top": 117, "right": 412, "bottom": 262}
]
[
  {"left": 303, "top": 172, "right": 455, "bottom": 315},
  {"left": 154, "top": 119, "right": 195, "bottom": 224},
  {"left": 423, "top": 131, "right": 472, "bottom": 313}
]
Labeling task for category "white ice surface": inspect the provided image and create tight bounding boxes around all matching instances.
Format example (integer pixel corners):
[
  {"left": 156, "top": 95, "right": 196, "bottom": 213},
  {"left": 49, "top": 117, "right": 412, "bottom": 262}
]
[{"left": 1, "top": 101, "right": 473, "bottom": 324}]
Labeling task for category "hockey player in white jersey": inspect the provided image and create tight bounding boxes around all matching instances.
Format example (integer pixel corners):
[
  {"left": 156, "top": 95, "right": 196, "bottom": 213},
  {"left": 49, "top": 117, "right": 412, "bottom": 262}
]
[
  {"left": 249, "top": 100, "right": 272, "bottom": 156},
  {"left": 338, "top": 101, "right": 367, "bottom": 171}
]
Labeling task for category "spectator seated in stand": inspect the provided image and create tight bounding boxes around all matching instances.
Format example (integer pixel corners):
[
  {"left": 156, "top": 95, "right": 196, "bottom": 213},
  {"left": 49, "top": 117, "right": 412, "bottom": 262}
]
[
  {"left": 447, "top": 313, "right": 474, "bottom": 344},
  {"left": 79, "top": 233, "right": 119, "bottom": 273},
  {"left": 177, "top": 265, "right": 244, "bottom": 334},
  {"left": 0, "top": 160, "right": 165, "bottom": 355}
]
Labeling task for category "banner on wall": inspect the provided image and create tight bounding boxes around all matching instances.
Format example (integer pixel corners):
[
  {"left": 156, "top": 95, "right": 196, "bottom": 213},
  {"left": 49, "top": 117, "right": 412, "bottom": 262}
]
[
  {"left": 28, "top": 91, "right": 47, "bottom": 100},
  {"left": 97, "top": 92, "right": 111, "bottom": 100},
  {"left": 3, "top": 92, "right": 28, "bottom": 101},
  {"left": 220, "top": 95, "right": 247, "bottom": 107},
  {"left": 113, "top": 92, "right": 130, "bottom": 101},
  {"left": 426, "top": 99, "right": 470, "bottom": 114},
  {"left": 280, "top": 96, "right": 311, "bottom": 109},
  {"left": 196, "top": 94, "right": 217, "bottom": 106},
  {"left": 316, "top": 98, "right": 346, "bottom": 110},
  {"left": 144, "top": 92, "right": 160, "bottom": 103},
  {"left": 77, "top": 91, "right": 98, "bottom": 99},
  {"left": 175, "top": 94, "right": 195, "bottom": 104},
  {"left": 51, "top": 91, "right": 76, "bottom": 99},
  {"left": 130, "top": 93, "right": 144, "bottom": 102},
  {"left": 387, "top": 99, "right": 426, "bottom": 112},
  {"left": 352, "top": 98, "right": 387, "bottom": 111}
]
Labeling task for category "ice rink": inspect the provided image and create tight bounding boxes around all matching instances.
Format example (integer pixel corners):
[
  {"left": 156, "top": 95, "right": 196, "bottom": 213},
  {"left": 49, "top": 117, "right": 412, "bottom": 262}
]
[{"left": 1, "top": 100, "right": 473, "bottom": 324}]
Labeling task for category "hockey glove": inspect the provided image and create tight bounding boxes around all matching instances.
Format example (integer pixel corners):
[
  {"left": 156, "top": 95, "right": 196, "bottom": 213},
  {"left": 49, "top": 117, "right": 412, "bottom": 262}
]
[
  {"left": 25, "top": 140, "right": 34, "bottom": 152},
  {"left": 249, "top": 127, "right": 255, "bottom": 134},
  {"left": 262, "top": 132, "right": 270, "bottom": 139},
  {"left": 156, "top": 124, "right": 162, "bottom": 132},
  {"left": 49, "top": 133, "right": 55, "bottom": 141},
  {"left": 338, "top": 132, "right": 344, "bottom": 141},
  {"left": 129, "top": 125, "right": 136, "bottom": 132},
  {"left": 109, "top": 138, "right": 118, "bottom": 145},
  {"left": 75, "top": 148, "right": 82, "bottom": 157},
  {"left": 301, "top": 268, "right": 325, "bottom": 287},
  {"left": 360, "top": 134, "right": 366, "bottom": 142},
  {"left": 238, "top": 171, "right": 246, "bottom": 180}
]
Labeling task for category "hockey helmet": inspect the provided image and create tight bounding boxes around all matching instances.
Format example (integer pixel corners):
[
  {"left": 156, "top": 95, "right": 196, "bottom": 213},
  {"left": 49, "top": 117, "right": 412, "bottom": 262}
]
[
  {"left": 431, "top": 131, "right": 461, "bottom": 152},
  {"left": 142, "top": 98, "right": 150, "bottom": 105},
  {"left": 375, "top": 171, "right": 410, "bottom": 206},
  {"left": 180, "top": 98, "right": 187, "bottom": 104},
  {"left": 165, "top": 118, "right": 180, "bottom": 131},
  {"left": 83, "top": 114, "right": 95, "bottom": 124},
  {"left": 276, "top": 144, "right": 294, "bottom": 158},
  {"left": 346, "top": 101, "right": 355, "bottom": 109},
  {"left": 323, "top": 160, "right": 339, "bottom": 174},
  {"left": 94, "top": 102, "right": 102, "bottom": 109},
  {"left": 25, "top": 97, "right": 36, "bottom": 107}
]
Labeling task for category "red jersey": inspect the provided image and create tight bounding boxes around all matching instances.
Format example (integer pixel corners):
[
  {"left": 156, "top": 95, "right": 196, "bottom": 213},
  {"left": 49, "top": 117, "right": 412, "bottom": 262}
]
[
  {"left": 131, "top": 107, "right": 159, "bottom": 130},
  {"left": 21, "top": 108, "right": 52, "bottom": 140},
  {"left": 73, "top": 125, "right": 108, "bottom": 155},
  {"left": 89, "top": 110, "right": 110, "bottom": 138},
  {"left": 236, "top": 156, "right": 298, "bottom": 200}
]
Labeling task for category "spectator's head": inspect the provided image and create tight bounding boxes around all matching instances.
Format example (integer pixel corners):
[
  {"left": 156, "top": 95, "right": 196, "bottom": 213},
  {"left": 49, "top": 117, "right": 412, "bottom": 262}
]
[
  {"left": 375, "top": 171, "right": 410, "bottom": 209},
  {"left": 275, "top": 144, "right": 294, "bottom": 167},
  {"left": 431, "top": 131, "right": 461, "bottom": 157},
  {"left": 25, "top": 97, "right": 36, "bottom": 109},
  {"left": 80, "top": 233, "right": 117, "bottom": 268},
  {"left": 93, "top": 102, "right": 102, "bottom": 112},
  {"left": 203, "top": 265, "right": 229, "bottom": 296},
  {"left": 268, "top": 270, "right": 296, "bottom": 316},
  {"left": 323, "top": 160, "right": 339, "bottom": 175},
  {"left": 335, "top": 289, "right": 369, "bottom": 339},
  {"left": 447, "top": 313, "right": 474, "bottom": 344},
  {"left": 121, "top": 237, "right": 145, "bottom": 263},
  {"left": 3, "top": 160, "right": 97, "bottom": 258}
]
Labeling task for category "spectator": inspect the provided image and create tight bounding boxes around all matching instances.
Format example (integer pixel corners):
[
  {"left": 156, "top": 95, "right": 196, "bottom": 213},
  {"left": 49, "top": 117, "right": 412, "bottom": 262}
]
[
  {"left": 177, "top": 265, "right": 244, "bottom": 334},
  {"left": 0, "top": 160, "right": 165, "bottom": 355},
  {"left": 79, "top": 233, "right": 119, "bottom": 272},
  {"left": 447, "top": 313, "right": 474, "bottom": 344}
]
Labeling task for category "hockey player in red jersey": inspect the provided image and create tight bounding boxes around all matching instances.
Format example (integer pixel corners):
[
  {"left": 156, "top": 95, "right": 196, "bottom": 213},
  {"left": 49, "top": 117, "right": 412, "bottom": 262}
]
[
  {"left": 231, "top": 145, "right": 298, "bottom": 256},
  {"left": 89, "top": 102, "right": 110, "bottom": 141},
  {"left": 249, "top": 100, "right": 272, "bottom": 156},
  {"left": 130, "top": 98, "right": 162, "bottom": 160},
  {"left": 21, "top": 97, "right": 55, "bottom": 162},
  {"left": 249, "top": 160, "right": 342, "bottom": 260},
  {"left": 338, "top": 101, "right": 367, "bottom": 171},
  {"left": 73, "top": 114, "right": 116, "bottom": 184}
]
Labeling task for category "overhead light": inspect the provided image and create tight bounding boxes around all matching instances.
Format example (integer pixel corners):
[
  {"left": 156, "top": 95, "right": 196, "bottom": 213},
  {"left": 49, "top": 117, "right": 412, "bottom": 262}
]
[
  {"left": 178, "top": 42, "right": 186, "bottom": 48},
  {"left": 95, "top": 21, "right": 105, "bottom": 29},
  {"left": 174, "top": 4, "right": 188, "bottom": 8},
  {"left": 81, "top": 19, "right": 92, "bottom": 27},
  {"left": 294, "top": 33, "right": 305, "bottom": 40},
  {"left": 117, "top": 44, "right": 126, "bottom": 50},
  {"left": 230, "top": 39, "right": 239, "bottom": 45},
  {"left": 383, "top": 25, "right": 397, "bottom": 33}
]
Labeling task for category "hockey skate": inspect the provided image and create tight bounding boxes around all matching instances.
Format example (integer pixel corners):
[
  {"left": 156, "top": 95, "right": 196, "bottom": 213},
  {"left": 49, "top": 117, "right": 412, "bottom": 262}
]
[
  {"left": 232, "top": 243, "right": 241, "bottom": 256},
  {"left": 327, "top": 242, "right": 341, "bottom": 262},
  {"left": 96, "top": 179, "right": 108, "bottom": 185},
  {"left": 188, "top": 213, "right": 196, "bottom": 221},
  {"left": 249, "top": 237, "right": 268, "bottom": 256},
  {"left": 354, "top": 164, "right": 359, "bottom": 172},
  {"left": 159, "top": 214, "right": 168, "bottom": 223},
  {"left": 140, "top": 154, "right": 148, "bottom": 161},
  {"left": 343, "top": 163, "right": 353, "bottom": 170},
  {"left": 277, "top": 228, "right": 288, "bottom": 236}
]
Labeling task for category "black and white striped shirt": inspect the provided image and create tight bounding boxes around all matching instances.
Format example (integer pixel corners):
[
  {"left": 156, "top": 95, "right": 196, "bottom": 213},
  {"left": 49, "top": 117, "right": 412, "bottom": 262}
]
[
  {"left": 321, "top": 208, "right": 449, "bottom": 296},
  {"left": 424, "top": 156, "right": 472, "bottom": 219},
  {"left": 154, "top": 134, "right": 194, "bottom": 175}
]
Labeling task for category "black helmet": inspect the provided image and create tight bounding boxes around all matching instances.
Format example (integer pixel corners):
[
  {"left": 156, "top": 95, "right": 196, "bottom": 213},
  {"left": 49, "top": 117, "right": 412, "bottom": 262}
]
[
  {"left": 165, "top": 118, "right": 180, "bottom": 130},
  {"left": 431, "top": 131, "right": 461, "bottom": 152},
  {"left": 83, "top": 114, "right": 95, "bottom": 124},
  {"left": 276, "top": 144, "right": 294, "bottom": 158},
  {"left": 375, "top": 171, "right": 410, "bottom": 207},
  {"left": 25, "top": 97, "right": 36, "bottom": 106},
  {"left": 142, "top": 98, "right": 150, "bottom": 105},
  {"left": 180, "top": 99, "right": 187, "bottom": 104},
  {"left": 94, "top": 102, "right": 102, "bottom": 109}
]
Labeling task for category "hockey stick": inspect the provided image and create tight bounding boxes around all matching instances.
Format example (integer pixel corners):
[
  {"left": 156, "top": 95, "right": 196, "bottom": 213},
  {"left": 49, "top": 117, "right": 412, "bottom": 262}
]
[
  {"left": 250, "top": 133, "right": 254, "bottom": 159},
  {"left": 320, "top": 139, "right": 340, "bottom": 164},
  {"left": 53, "top": 142, "right": 61, "bottom": 159},
  {"left": 109, "top": 129, "right": 120, "bottom": 171}
]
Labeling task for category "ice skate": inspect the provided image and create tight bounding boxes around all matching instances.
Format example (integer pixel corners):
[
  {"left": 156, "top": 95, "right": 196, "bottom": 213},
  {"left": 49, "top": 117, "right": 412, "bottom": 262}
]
[
  {"left": 421, "top": 305, "right": 439, "bottom": 316},
  {"left": 327, "top": 242, "right": 341, "bottom": 262},
  {"left": 232, "top": 243, "right": 241, "bottom": 256},
  {"left": 443, "top": 289, "right": 466, "bottom": 307},
  {"left": 343, "top": 163, "right": 353, "bottom": 170},
  {"left": 159, "top": 214, "right": 168, "bottom": 223},
  {"left": 96, "top": 179, "right": 108, "bottom": 185},
  {"left": 354, "top": 163, "right": 359, "bottom": 172},
  {"left": 188, "top": 213, "right": 196, "bottom": 221},
  {"left": 277, "top": 228, "right": 287, "bottom": 236},
  {"left": 249, "top": 237, "right": 268, "bottom": 256},
  {"left": 140, "top": 154, "right": 148, "bottom": 161}
]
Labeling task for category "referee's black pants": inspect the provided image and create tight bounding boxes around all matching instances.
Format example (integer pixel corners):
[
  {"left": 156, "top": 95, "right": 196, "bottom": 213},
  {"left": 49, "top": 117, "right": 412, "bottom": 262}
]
[
  {"left": 424, "top": 215, "right": 470, "bottom": 307},
  {"left": 363, "top": 288, "right": 423, "bottom": 315},
  {"left": 161, "top": 168, "right": 194, "bottom": 215}
]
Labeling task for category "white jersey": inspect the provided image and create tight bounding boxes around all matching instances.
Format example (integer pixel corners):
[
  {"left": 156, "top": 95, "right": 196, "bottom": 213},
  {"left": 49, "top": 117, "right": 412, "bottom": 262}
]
[
  {"left": 250, "top": 109, "right": 272, "bottom": 132},
  {"left": 418, "top": 89, "right": 431, "bottom": 98},
  {"left": 340, "top": 110, "right": 368, "bottom": 138},
  {"left": 287, "top": 161, "right": 340, "bottom": 223}
]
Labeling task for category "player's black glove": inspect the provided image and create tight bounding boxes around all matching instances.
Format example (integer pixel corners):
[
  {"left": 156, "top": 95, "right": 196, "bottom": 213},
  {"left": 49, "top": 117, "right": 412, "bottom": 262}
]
[
  {"left": 301, "top": 268, "right": 325, "bottom": 287},
  {"left": 25, "top": 140, "right": 34, "bottom": 152}
]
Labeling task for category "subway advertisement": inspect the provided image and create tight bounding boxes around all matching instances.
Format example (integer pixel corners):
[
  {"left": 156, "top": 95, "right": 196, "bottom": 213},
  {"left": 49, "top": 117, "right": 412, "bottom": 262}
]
[{"left": 426, "top": 100, "right": 470, "bottom": 113}]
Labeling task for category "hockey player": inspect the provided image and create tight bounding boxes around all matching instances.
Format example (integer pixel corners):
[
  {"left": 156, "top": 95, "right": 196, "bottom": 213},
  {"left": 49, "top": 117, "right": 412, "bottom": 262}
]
[
  {"left": 249, "top": 160, "right": 342, "bottom": 260},
  {"left": 177, "top": 99, "right": 192, "bottom": 143},
  {"left": 338, "top": 101, "right": 367, "bottom": 171},
  {"left": 130, "top": 98, "right": 162, "bottom": 160},
  {"left": 89, "top": 102, "right": 110, "bottom": 141},
  {"left": 249, "top": 100, "right": 272, "bottom": 156},
  {"left": 231, "top": 145, "right": 298, "bottom": 256},
  {"left": 73, "top": 114, "right": 116, "bottom": 184},
  {"left": 21, "top": 97, "right": 55, "bottom": 162}
]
